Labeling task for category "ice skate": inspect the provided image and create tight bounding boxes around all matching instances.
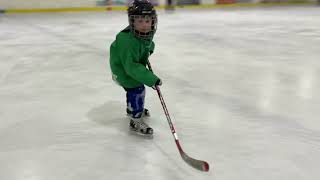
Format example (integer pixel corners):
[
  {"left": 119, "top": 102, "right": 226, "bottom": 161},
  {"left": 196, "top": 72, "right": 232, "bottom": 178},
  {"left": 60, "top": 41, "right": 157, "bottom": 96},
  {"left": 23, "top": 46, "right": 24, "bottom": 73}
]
[{"left": 129, "top": 117, "right": 153, "bottom": 137}]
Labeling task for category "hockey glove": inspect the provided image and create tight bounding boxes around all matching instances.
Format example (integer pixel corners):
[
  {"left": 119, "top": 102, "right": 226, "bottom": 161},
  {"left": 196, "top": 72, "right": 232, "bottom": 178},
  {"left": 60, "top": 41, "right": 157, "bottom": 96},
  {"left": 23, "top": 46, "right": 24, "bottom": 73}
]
[{"left": 152, "top": 79, "right": 162, "bottom": 90}]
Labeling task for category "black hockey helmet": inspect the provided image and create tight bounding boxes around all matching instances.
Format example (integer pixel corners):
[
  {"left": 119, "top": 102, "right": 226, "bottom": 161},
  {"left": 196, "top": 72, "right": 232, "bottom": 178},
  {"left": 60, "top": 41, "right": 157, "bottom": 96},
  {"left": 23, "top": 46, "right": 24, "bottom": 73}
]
[{"left": 128, "top": 0, "right": 157, "bottom": 40}]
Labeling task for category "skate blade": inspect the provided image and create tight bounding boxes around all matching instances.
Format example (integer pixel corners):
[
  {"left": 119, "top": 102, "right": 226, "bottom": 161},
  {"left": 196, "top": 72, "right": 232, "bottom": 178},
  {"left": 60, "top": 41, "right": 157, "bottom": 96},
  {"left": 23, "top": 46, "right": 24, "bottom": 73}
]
[{"left": 129, "top": 128, "right": 153, "bottom": 139}]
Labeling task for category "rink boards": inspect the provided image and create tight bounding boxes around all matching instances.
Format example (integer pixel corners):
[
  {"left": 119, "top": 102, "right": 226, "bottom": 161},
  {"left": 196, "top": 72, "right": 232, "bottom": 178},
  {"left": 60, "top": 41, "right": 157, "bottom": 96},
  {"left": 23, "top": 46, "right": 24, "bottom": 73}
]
[{"left": 0, "top": 0, "right": 318, "bottom": 14}]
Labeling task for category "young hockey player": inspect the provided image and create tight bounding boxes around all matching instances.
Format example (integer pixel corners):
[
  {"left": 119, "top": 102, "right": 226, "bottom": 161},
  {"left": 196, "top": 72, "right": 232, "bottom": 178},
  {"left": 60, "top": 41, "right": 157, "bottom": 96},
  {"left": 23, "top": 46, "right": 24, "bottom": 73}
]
[{"left": 109, "top": 0, "right": 162, "bottom": 136}]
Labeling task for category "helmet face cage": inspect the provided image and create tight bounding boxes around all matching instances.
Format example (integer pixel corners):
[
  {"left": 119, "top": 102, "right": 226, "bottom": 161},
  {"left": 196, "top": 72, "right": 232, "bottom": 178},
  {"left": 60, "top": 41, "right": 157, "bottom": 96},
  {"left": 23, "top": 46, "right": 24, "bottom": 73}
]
[
  {"left": 129, "top": 14, "right": 157, "bottom": 40},
  {"left": 127, "top": 0, "right": 157, "bottom": 40}
]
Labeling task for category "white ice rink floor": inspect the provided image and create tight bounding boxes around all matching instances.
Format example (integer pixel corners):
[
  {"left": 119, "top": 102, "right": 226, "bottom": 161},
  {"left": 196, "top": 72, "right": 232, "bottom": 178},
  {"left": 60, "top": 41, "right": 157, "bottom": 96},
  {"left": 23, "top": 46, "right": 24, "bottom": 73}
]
[{"left": 1, "top": 5, "right": 320, "bottom": 180}]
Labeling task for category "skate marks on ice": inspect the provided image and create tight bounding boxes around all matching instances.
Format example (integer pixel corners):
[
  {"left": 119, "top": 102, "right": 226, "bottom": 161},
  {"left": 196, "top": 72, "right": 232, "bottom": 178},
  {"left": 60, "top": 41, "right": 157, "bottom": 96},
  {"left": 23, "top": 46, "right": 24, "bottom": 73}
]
[
  {"left": 86, "top": 101, "right": 206, "bottom": 175},
  {"left": 151, "top": 140, "right": 195, "bottom": 175},
  {"left": 87, "top": 101, "right": 128, "bottom": 136},
  {"left": 182, "top": 86, "right": 320, "bottom": 151},
  {"left": 86, "top": 101, "right": 195, "bottom": 179},
  {"left": 87, "top": 100, "right": 153, "bottom": 139}
]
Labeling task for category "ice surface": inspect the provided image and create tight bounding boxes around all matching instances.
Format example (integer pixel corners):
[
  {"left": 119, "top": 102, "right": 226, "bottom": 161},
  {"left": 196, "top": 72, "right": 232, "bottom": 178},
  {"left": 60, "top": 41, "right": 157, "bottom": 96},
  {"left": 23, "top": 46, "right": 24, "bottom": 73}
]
[{"left": 0, "top": 6, "right": 320, "bottom": 180}]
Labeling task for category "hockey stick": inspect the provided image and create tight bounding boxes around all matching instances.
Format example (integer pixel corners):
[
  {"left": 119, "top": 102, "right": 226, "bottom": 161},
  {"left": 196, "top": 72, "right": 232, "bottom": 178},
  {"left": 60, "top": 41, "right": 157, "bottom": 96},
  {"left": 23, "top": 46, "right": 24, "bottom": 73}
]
[{"left": 147, "top": 61, "right": 210, "bottom": 172}]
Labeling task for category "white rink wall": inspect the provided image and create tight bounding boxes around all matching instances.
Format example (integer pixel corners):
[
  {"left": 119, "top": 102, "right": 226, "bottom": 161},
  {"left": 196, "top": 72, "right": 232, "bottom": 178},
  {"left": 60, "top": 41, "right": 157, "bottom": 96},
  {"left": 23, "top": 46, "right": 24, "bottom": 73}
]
[{"left": 0, "top": 0, "right": 317, "bottom": 10}]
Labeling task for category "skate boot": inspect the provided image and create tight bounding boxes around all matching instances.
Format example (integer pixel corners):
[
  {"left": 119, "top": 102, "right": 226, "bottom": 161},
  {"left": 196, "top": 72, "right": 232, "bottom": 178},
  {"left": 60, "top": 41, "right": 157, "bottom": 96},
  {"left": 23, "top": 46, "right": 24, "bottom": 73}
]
[
  {"left": 129, "top": 117, "right": 153, "bottom": 136},
  {"left": 127, "top": 108, "right": 150, "bottom": 118}
]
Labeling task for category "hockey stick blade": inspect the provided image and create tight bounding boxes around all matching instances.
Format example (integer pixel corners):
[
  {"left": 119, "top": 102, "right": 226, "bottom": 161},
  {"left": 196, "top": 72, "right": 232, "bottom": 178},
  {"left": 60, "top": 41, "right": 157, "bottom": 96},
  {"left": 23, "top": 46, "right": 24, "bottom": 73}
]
[{"left": 181, "top": 152, "right": 209, "bottom": 172}]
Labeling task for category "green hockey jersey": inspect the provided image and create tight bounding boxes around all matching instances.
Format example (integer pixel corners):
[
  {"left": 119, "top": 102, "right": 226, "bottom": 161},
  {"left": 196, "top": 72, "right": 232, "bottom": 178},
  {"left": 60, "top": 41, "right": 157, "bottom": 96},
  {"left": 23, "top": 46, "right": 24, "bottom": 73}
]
[{"left": 109, "top": 27, "right": 159, "bottom": 88}]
